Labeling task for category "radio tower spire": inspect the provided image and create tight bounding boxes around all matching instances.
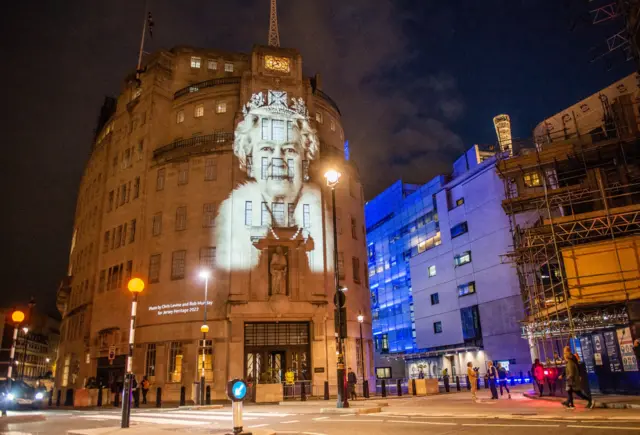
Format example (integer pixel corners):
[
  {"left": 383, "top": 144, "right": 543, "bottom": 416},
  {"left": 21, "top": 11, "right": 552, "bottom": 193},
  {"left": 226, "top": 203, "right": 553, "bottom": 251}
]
[{"left": 268, "top": 0, "right": 280, "bottom": 47}]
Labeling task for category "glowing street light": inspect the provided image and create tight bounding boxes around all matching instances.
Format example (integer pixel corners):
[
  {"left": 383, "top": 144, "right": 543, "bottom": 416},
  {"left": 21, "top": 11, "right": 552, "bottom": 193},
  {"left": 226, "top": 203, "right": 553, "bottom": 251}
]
[
  {"left": 324, "top": 169, "right": 341, "bottom": 188},
  {"left": 122, "top": 278, "right": 145, "bottom": 428}
]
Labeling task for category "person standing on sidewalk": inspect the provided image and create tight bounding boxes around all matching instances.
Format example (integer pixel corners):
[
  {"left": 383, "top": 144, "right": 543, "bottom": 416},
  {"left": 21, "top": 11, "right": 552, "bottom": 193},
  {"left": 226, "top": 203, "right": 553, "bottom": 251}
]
[
  {"left": 131, "top": 374, "right": 139, "bottom": 408},
  {"left": 347, "top": 367, "right": 357, "bottom": 401},
  {"left": 497, "top": 362, "right": 511, "bottom": 399},
  {"left": 559, "top": 347, "right": 593, "bottom": 409},
  {"left": 467, "top": 362, "right": 478, "bottom": 402},
  {"left": 532, "top": 359, "right": 545, "bottom": 397},
  {"left": 487, "top": 361, "right": 499, "bottom": 399},
  {"left": 141, "top": 376, "right": 150, "bottom": 405},
  {"left": 547, "top": 364, "right": 558, "bottom": 396}
]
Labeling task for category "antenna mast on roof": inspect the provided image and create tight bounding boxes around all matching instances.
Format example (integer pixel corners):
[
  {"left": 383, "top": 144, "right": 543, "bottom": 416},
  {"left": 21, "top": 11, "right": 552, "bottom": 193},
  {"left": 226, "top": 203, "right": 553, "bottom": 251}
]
[{"left": 268, "top": 0, "right": 281, "bottom": 47}]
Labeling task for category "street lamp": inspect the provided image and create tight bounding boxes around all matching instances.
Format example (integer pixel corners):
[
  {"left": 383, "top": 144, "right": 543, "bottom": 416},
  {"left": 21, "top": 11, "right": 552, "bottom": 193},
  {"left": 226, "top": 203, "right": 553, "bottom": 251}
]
[
  {"left": 20, "top": 327, "right": 29, "bottom": 379},
  {"left": 122, "top": 277, "right": 144, "bottom": 429},
  {"left": 3, "top": 310, "right": 24, "bottom": 415},
  {"left": 199, "top": 268, "right": 211, "bottom": 405},
  {"left": 324, "top": 168, "right": 348, "bottom": 408},
  {"left": 357, "top": 313, "right": 369, "bottom": 398}
]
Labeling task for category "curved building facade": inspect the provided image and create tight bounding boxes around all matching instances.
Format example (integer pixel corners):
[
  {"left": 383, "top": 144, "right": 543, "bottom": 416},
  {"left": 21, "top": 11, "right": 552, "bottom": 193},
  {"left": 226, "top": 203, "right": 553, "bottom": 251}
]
[{"left": 56, "top": 45, "right": 372, "bottom": 400}]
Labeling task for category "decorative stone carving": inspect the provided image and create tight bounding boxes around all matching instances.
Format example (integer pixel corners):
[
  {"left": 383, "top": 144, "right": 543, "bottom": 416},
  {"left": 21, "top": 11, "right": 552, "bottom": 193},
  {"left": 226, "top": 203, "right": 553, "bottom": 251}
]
[{"left": 269, "top": 246, "right": 288, "bottom": 295}]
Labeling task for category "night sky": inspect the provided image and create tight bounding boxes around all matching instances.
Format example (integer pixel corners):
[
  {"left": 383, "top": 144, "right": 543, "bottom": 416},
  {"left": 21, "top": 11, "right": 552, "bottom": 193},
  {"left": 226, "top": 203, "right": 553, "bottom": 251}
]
[{"left": 0, "top": 0, "right": 632, "bottom": 313}]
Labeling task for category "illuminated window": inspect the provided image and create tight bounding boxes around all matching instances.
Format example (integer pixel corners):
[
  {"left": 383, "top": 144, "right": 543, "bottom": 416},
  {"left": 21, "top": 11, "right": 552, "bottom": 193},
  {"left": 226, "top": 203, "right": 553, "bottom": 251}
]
[
  {"left": 133, "top": 177, "right": 140, "bottom": 199},
  {"left": 156, "top": 168, "right": 165, "bottom": 191},
  {"left": 524, "top": 171, "right": 541, "bottom": 187},
  {"left": 178, "top": 162, "right": 189, "bottom": 185},
  {"left": 272, "top": 202, "right": 286, "bottom": 227},
  {"left": 190, "top": 56, "right": 201, "bottom": 68},
  {"left": 152, "top": 213, "right": 162, "bottom": 236},
  {"left": 171, "top": 250, "right": 186, "bottom": 280},
  {"left": 175, "top": 206, "right": 187, "bottom": 231},
  {"left": 199, "top": 247, "right": 216, "bottom": 269},
  {"left": 272, "top": 119, "right": 285, "bottom": 142},
  {"left": 430, "top": 293, "right": 439, "bottom": 305},
  {"left": 458, "top": 281, "right": 476, "bottom": 297},
  {"left": 145, "top": 344, "right": 156, "bottom": 377},
  {"left": 176, "top": 110, "right": 184, "bottom": 124},
  {"left": 352, "top": 256, "right": 361, "bottom": 283},
  {"left": 302, "top": 204, "right": 311, "bottom": 228},
  {"left": 61, "top": 355, "right": 70, "bottom": 387},
  {"left": 207, "top": 59, "right": 217, "bottom": 70},
  {"left": 428, "top": 265, "right": 436, "bottom": 277},
  {"left": 338, "top": 252, "right": 345, "bottom": 279},
  {"left": 330, "top": 119, "right": 336, "bottom": 131},
  {"left": 203, "top": 203, "right": 215, "bottom": 227},
  {"left": 261, "top": 119, "right": 270, "bottom": 140},
  {"left": 376, "top": 367, "right": 391, "bottom": 379},
  {"left": 216, "top": 101, "right": 227, "bottom": 113},
  {"left": 261, "top": 202, "right": 270, "bottom": 226},
  {"left": 224, "top": 62, "right": 234, "bottom": 72},
  {"left": 381, "top": 334, "right": 389, "bottom": 352},
  {"left": 450, "top": 221, "right": 468, "bottom": 239},
  {"left": 168, "top": 342, "right": 183, "bottom": 382},
  {"left": 204, "top": 158, "right": 217, "bottom": 181},
  {"left": 194, "top": 104, "right": 204, "bottom": 118},
  {"left": 454, "top": 251, "right": 471, "bottom": 267},
  {"left": 244, "top": 201, "right": 253, "bottom": 226},
  {"left": 434, "top": 321, "right": 443, "bottom": 334},
  {"left": 149, "top": 254, "right": 161, "bottom": 283},
  {"left": 456, "top": 197, "right": 465, "bottom": 207},
  {"left": 316, "top": 112, "right": 323, "bottom": 124},
  {"left": 129, "top": 219, "right": 136, "bottom": 243}
]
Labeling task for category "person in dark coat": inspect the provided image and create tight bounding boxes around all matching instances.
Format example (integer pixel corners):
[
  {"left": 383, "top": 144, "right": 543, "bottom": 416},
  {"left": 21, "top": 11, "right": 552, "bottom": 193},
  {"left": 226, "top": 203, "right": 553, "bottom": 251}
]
[
  {"left": 497, "top": 362, "right": 511, "bottom": 399},
  {"left": 347, "top": 367, "right": 357, "bottom": 401},
  {"left": 532, "top": 359, "right": 545, "bottom": 397},
  {"left": 559, "top": 347, "right": 593, "bottom": 409},
  {"left": 487, "top": 361, "right": 499, "bottom": 400}
]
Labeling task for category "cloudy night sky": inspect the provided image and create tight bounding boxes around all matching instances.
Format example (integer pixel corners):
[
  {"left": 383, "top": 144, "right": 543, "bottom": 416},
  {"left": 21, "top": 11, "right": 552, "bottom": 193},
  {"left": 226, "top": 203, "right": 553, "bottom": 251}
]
[{"left": 0, "top": 0, "right": 633, "bottom": 313}]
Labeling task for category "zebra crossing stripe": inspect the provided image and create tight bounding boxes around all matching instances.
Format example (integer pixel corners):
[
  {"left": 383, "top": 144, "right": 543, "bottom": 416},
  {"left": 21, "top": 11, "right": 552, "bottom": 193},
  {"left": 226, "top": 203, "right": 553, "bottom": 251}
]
[{"left": 82, "top": 415, "right": 208, "bottom": 426}]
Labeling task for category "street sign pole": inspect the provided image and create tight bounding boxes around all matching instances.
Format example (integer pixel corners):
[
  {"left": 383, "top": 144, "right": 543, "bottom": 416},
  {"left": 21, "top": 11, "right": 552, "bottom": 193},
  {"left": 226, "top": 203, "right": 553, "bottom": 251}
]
[{"left": 226, "top": 379, "right": 251, "bottom": 435}]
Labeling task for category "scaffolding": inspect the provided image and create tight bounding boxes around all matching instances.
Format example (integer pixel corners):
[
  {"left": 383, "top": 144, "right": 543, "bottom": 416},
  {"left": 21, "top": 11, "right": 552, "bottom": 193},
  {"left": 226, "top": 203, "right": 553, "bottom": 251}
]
[{"left": 496, "top": 95, "right": 640, "bottom": 362}]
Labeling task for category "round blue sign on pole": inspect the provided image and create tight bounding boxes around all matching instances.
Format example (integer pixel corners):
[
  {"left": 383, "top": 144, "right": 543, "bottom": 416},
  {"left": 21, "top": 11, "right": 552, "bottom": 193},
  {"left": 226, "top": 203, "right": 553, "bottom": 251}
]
[{"left": 227, "top": 378, "right": 248, "bottom": 402}]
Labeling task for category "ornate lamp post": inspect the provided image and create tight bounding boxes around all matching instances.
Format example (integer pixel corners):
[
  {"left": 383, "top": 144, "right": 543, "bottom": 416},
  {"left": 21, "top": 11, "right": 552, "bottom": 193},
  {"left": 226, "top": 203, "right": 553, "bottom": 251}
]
[
  {"left": 2, "top": 310, "right": 25, "bottom": 416},
  {"left": 357, "top": 313, "right": 368, "bottom": 398},
  {"left": 121, "top": 277, "right": 144, "bottom": 428},
  {"left": 199, "top": 268, "right": 211, "bottom": 405},
  {"left": 324, "top": 168, "right": 348, "bottom": 408}
]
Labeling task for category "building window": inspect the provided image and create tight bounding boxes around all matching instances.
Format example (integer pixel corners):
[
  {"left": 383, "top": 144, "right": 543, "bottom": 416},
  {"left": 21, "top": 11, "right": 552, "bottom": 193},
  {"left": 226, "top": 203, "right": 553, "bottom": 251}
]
[
  {"left": 224, "top": 62, "right": 234, "bottom": 72},
  {"left": 244, "top": 201, "right": 253, "bottom": 226},
  {"left": 461, "top": 305, "right": 482, "bottom": 340},
  {"left": 194, "top": 104, "right": 204, "bottom": 118},
  {"left": 261, "top": 157, "right": 268, "bottom": 180},
  {"left": 456, "top": 197, "right": 465, "bottom": 207},
  {"left": 203, "top": 203, "right": 215, "bottom": 227},
  {"left": 152, "top": 213, "right": 162, "bottom": 236},
  {"left": 458, "top": 281, "right": 476, "bottom": 297},
  {"left": 129, "top": 219, "right": 137, "bottom": 243},
  {"left": 137, "top": 140, "right": 144, "bottom": 160},
  {"left": 261, "top": 202, "right": 270, "bottom": 226},
  {"left": 171, "top": 250, "right": 186, "bottom": 280},
  {"left": 175, "top": 206, "right": 187, "bottom": 231},
  {"left": 381, "top": 334, "right": 389, "bottom": 352},
  {"left": 145, "top": 344, "right": 156, "bottom": 377},
  {"left": 454, "top": 251, "right": 472, "bottom": 267},
  {"left": 351, "top": 216, "right": 357, "bottom": 239},
  {"left": 178, "top": 162, "right": 189, "bottom": 185},
  {"left": 352, "top": 256, "right": 361, "bottom": 283},
  {"left": 450, "top": 221, "right": 468, "bottom": 239},
  {"left": 330, "top": 119, "right": 336, "bottom": 131},
  {"left": 176, "top": 110, "right": 185, "bottom": 124},
  {"left": 428, "top": 265, "right": 436, "bottom": 277},
  {"left": 434, "top": 321, "right": 443, "bottom": 334},
  {"left": 133, "top": 177, "right": 140, "bottom": 199},
  {"left": 168, "top": 342, "right": 183, "bottom": 383},
  {"left": 524, "top": 171, "right": 541, "bottom": 187},
  {"left": 207, "top": 59, "right": 217, "bottom": 70},
  {"left": 376, "top": 367, "right": 392, "bottom": 379},
  {"left": 315, "top": 112, "right": 323, "bottom": 124},
  {"left": 123, "top": 148, "right": 131, "bottom": 168},
  {"left": 338, "top": 252, "right": 345, "bottom": 279},
  {"left": 190, "top": 56, "right": 201, "bottom": 68},
  {"left": 156, "top": 168, "right": 166, "bottom": 191},
  {"left": 149, "top": 254, "right": 161, "bottom": 283},
  {"left": 216, "top": 101, "right": 227, "bottom": 113},
  {"left": 204, "top": 158, "right": 217, "bottom": 181},
  {"left": 103, "top": 231, "right": 110, "bottom": 253},
  {"left": 430, "top": 293, "right": 439, "bottom": 305},
  {"left": 61, "top": 355, "right": 71, "bottom": 387},
  {"left": 98, "top": 270, "right": 106, "bottom": 292},
  {"left": 272, "top": 202, "right": 286, "bottom": 227},
  {"left": 199, "top": 247, "right": 216, "bottom": 270},
  {"left": 303, "top": 204, "right": 311, "bottom": 228},
  {"left": 120, "top": 184, "right": 127, "bottom": 206}
]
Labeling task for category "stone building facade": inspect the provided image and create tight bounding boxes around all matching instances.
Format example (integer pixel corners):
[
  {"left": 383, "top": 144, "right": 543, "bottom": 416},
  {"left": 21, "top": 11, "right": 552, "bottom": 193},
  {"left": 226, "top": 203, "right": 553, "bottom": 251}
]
[{"left": 56, "top": 45, "right": 372, "bottom": 401}]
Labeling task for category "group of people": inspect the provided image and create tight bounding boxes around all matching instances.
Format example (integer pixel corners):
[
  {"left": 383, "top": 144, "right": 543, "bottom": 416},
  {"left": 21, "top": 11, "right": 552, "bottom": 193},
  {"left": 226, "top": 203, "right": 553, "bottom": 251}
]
[
  {"left": 110, "top": 375, "right": 151, "bottom": 407},
  {"left": 466, "top": 361, "right": 511, "bottom": 401}
]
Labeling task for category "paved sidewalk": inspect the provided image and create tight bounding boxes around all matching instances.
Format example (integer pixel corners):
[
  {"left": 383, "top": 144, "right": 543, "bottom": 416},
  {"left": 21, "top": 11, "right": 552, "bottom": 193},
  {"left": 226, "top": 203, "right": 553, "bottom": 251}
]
[{"left": 523, "top": 389, "right": 640, "bottom": 409}]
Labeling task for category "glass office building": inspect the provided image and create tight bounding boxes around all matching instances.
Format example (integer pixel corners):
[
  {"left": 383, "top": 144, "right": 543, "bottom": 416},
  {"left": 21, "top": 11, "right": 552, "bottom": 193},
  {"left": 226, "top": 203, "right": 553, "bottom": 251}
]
[{"left": 365, "top": 177, "right": 445, "bottom": 356}]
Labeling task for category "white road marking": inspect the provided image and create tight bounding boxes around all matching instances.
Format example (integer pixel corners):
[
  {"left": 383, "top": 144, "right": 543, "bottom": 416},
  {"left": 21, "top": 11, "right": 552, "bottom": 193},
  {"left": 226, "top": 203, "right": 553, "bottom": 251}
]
[
  {"left": 83, "top": 415, "right": 208, "bottom": 426},
  {"left": 92, "top": 411, "right": 252, "bottom": 422},
  {"left": 321, "top": 419, "right": 384, "bottom": 423},
  {"left": 165, "top": 410, "right": 292, "bottom": 417},
  {"left": 387, "top": 420, "right": 457, "bottom": 426},
  {"left": 248, "top": 424, "right": 270, "bottom": 428},
  {"left": 462, "top": 423, "right": 560, "bottom": 428},
  {"left": 312, "top": 417, "right": 330, "bottom": 421},
  {"left": 280, "top": 420, "right": 300, "bottom": 424},
  {"left": 568, "top": 425, "right": 640, "bottom": 431}
]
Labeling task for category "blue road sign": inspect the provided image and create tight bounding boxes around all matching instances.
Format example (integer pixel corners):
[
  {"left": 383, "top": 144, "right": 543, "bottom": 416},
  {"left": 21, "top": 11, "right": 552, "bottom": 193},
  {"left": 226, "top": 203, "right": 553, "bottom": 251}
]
[{"left": 227, "top": 378, "right": 248, "bottom": 402}]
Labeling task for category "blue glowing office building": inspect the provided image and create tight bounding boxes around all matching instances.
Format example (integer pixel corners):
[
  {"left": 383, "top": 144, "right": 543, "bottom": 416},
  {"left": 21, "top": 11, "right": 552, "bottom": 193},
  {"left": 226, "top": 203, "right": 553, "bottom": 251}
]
[{"left": 365, "top": 177, "right": 445, "bottom": 375}]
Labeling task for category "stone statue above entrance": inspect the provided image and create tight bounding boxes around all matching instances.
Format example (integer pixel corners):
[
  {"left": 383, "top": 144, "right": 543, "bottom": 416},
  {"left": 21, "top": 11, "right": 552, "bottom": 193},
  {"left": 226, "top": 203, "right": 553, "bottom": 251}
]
[{"left": 269, "top": 246, "right": 288, "bottom": 296}]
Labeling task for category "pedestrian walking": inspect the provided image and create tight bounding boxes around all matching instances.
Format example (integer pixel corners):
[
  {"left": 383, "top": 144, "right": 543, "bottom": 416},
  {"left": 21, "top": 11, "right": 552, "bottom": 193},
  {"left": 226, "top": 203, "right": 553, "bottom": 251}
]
[
  {"left": 497, "top": 362, "right": 511, "bottom": 399},
  {"left": 141, "top": 376, "right": 150, "bottom": 405},
  {"left": 559, "top": 347, "right": 593, "bottom": 409},
  {"left": 347, "top": 367, "right": 357, "bottom": 401},
  {"left": 467, "top": 362, "right": 478, "bottom": 402},
  {"left": 131, "top": 375, "right": 139, "bottom": 408},
  {"left": 487, "top": 361, "right": 499, "bottom": 399},
  {"left": 532, "top": 359, "right": 545, "bottom": 397}
]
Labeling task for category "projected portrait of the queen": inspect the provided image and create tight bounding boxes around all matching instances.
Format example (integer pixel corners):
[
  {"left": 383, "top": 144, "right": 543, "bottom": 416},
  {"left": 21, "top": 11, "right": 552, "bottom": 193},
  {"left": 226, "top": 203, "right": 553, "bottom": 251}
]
[{"left": 215, "top": 90, "right": 326, "bottom": 274}]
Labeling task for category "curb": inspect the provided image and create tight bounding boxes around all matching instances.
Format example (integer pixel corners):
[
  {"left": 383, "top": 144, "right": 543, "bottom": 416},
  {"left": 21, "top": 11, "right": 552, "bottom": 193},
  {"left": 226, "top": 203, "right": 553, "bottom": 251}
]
[
  {"left": 523, "top": 392, "right": 640, "bottom": 409},
  {"left": 178, "top": 404, "right": 224, "bottom": 411}
]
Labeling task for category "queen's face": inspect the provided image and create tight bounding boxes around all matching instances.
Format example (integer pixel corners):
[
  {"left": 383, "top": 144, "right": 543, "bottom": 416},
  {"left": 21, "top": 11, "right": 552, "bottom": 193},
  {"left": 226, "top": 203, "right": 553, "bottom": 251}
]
[{"left": 249, "top": 119, "right": 303, "bottom": 201}]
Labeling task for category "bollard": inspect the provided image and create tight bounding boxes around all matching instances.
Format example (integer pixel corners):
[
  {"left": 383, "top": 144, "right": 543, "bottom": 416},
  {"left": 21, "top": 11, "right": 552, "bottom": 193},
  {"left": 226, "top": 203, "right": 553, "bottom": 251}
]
[
  {"left": 48, "top": 388, "right": 53, "bottom": 407},
  {"left": 397, "top": 379, "right": 402, "bottom": 397},
  {"left": 179, "top": 386, "right": 186, "bottom": 406},
  {"left": 97, "top": 387, "right": 103, "bottom": 407},
  {"left": 324, "top": 381, "right": 329, "bottom": 400},
  {"left": 364, "top": 379, "right": 369, "bottom": 398},
  {"left": 301, "top": 382, "right": 307, "bottom": 401},
  {"left": 412, "top": 378, "right": 417, "bottom": 396},
  {"left": 206, "top": 386, "right": 211, "bottom": 405},
  {"left": 64, "top": 389, "right": 74, "bottom": 406},
  {"left": 56, "top": 389, "right": 61, "bottom": 407},
  {"left": 156, "top": 387, "right": 162, "bottom": 408},
  {"left": 466, "top": 375, "right": 471, "bottom": 390},
  {"left": 381, "top": 380, "right": 387, "bottom": 398},
  {"left": 114, "top": 387, "right": 120, "bottom": 408},
  {"left": 444, "top": 376, "right": 450, "bottom": 393},
  {"left": 455, "top": 376, "right": 461, "bottom": 392}
]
